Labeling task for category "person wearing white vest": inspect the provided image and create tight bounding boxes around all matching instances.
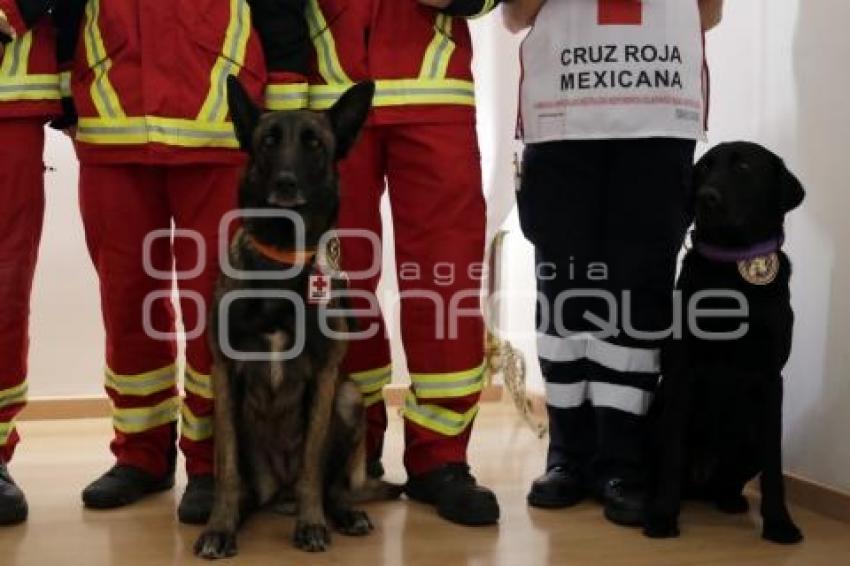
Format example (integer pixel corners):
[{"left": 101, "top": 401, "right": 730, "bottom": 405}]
[{"left": 503, "top": 0, "right": 723, "bottom": 527}]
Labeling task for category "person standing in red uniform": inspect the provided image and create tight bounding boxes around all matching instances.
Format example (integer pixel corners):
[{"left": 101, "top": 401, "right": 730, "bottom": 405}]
[
  {"left": 0, "top": 0, "right": 61, "bottom": 526},
  {"left": 307, "top": 0, "right": 502, "bottom": 526},
  {"left": 54, "top": 0, "right": 310, "bottom": 523}
]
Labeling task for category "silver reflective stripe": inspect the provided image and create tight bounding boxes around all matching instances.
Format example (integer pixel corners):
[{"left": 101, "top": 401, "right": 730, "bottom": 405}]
[
  {"left": 0, "top": 384, "right": 27, "bottom": 408},
  {"left": 0, "top": 83, "right": 58, "bottom": 95},
  {"left": 537, "top": 333, "right": 660, "bottom": 374},
  {"left": 545, "top": 381, "right": 587, "bottom": 409},
  {"left": 307, "top": 4, "right": 347, "bottom": 85},
  {"left": 587, "top": 339, "right": 660, "bottom": 374},
  {"left": 375, "top": 86, "right": 474, "bottom": 99},
  {"left": 7, "top": 36, "right": 23, "bottom": 75},
  {"left": 404, "top": 398, "right": 469, "bottom": 430},
  {"left": 81, "top": 124, "right": 235, "bottom": 140},
  {"left": 589, "top": 382, "right": 653, "bottom": 416},
  {"left": 537, "top": 333, "right": 588, "bottom": 362},
  {"left": 427, "top": 23, "right": 452, "bottom": 79},
  {"left": 414, "top": 375, "right": 482, "bottom": 392}
]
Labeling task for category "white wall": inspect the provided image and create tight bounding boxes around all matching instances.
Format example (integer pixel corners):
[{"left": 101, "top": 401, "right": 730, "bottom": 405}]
[
  {"left": 485, "top": 1, "right": 850, "bottom": 493},
  {"left": 25, "top": 2, "right": 850, "bottom": 491}
]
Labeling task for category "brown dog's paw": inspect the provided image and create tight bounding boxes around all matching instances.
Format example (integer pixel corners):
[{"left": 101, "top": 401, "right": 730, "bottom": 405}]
[
  {"left": 762, "top": 519, "right": 803, "bottom": 544},
  {"left": 332, "top": 508, "right": 374, "bottom": 536},
  {"left": 194, "top": 530, "right": 238, "bottom": 560},
  {"left": 294, "top": 521, "right": 331, "bottom": 552}
]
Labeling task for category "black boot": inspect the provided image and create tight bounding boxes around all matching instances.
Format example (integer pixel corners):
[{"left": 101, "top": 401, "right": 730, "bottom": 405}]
[
  {"left": 599, "top": 478, "right": 644, "bottom": 527},
  {"left": 82, "top": 465, "right": 174, "bottom": 509},
  {"left": 405, "top": 463, "right": 499, "bottom": 526},
  {"left": 0, "top": 459, "right": 27, "bottom": 525},
  {"left": 527, "top": 466, "right": 586, "bottom": 509},
  {"left": 178, "top": 474, "right": 215, "bottom": 525}
]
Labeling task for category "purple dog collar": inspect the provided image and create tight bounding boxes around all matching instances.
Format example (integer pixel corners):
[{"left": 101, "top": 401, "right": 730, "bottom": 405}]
[{"left": 694, "top": 235, "right": 785, "bottom": 263}]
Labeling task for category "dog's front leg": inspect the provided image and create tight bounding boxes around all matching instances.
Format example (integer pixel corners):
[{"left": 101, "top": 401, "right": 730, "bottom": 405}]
[
  {"left": 195, "top": 363, "right": 243, "bottom": 560},
  {"left": 644, "top": 364, "right": 693, "bottom": 539},
  {"left": 294, "top": 370, "right": 336, "bottom": 552},
  {"left": 759, "top": 376, "right": 802, "bottom": 544}
]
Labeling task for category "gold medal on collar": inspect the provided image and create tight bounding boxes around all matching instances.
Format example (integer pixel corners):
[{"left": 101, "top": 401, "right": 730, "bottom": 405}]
[{"left": 737, "top": 253, "right": 780, "bottom": 286}]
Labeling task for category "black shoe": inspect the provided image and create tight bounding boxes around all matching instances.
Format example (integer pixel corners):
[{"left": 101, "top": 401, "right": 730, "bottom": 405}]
[
  {"left": 178, "top": 474, "right": 215, "bottom": 525},
  {"left": 367, "top": 460, "right": 385, "bottom": 480},
  {"left": 0, "top": 459, "right": 27, "bottom": 525},
  {"left": 599, "top": 478, "right": 644, "bottom": 527},
  {"left": 405, "top": 463, "right": 500, "bottom": 526},
  {"left": 527, "top": 466, "right": 586, "bottom": 509},
  {"left": 82, "top": 465, "right": 174, "bottom": 509}
]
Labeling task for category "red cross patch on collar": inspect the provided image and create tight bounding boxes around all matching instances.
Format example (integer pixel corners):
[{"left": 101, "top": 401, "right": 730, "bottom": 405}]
[{"left": 308, "top": 273, "right": 332, "bottom": 305}]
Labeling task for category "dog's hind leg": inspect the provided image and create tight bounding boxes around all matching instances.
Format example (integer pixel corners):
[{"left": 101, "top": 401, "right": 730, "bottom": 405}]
[
  {"left": 759, "top": 376, "right": 802, "bottom": 544},
  {"left": 195, "top": 362, "right": 244, "bottom": 560}
]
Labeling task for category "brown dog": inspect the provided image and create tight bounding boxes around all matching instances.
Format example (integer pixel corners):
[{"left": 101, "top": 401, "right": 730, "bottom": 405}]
[{"left": 194, "top": 77, "right": 400, "bottom": 560}]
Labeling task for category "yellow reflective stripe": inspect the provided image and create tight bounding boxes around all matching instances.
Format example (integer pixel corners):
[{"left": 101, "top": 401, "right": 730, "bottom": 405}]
[
  {"left": 181, "top": 402, "right": 213, "bottom": 442},
  {"left": 0, "top": 421, "right": 15, "bottom": 446},
  {"left": 307, "top": 0, "right": 351, "bottom": 85},
  {"left": 410, "top": 363, "right": 485, "bottom": 399},
  {"left": 0, "top": 30, "right": 32, "bottom": 76},
  {"left": 0, "top": 74, "right": 60, "bottom": 101},
  {"left": 199, "top": 0, "right": 252, "bottom": 122},
  {"left": 401, "top": 392, "right": 479, "bottom": 437},
  {"left": 265, "top": 82, "right": 309, "bottom": 111},
  {"left": 112, "top": 397, "right": 179, "bottom": 435},
  {"left": 105, "top": 364, "right": 176, "bottom": 397},
  {"left": 184, "top": 366, "right": 213, "bottom": 400},
  {"left": 77, "top": 116, "right": 240, "bottom": 148},
  {"left": 59, "top": 71, "right": 72, "bottom": 98},
  {"left": 350, "top": 365, "right": 392, "bottom": 395},
  {"left": 362, "top": 390, "right": 384, "bottom": 408},
  {"left": 419, "top": 14, "right": 455, "bottom": 81},
  {"left": 309, "top": 78, "right": 476, "bottom": 110},
  {"left": 472, "top": 0, "right": 498, "bottom": 18},
  {"left": 0, "top": 383, "right": 27, "bottom": 409},
  {"left": 84, "top": 0, "right": 125, "bottom": 118}
]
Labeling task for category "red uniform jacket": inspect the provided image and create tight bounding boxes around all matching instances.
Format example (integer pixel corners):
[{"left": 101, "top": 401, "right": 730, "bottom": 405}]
[
  {"left": 0, "top": 0, "right": 60, "bottom": 121},
  {"left": 55, "top": 0, "right": 310, "bottom": 165},
  {"left": 308, "top": 0, "right": 501, "bottom": 125}
]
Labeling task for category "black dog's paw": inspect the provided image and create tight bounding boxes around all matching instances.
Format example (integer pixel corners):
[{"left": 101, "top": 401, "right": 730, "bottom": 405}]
[
  {"left": 716, "top": 494, "right": 750, "bottom": 514},
  {"left": 294, "top": 521, "right": 331, "bottom": 552},
  {"left": 762, "top": 519, "right": 803, "bottom": 545},
  {"left": 643, "top": 515, "right": 681, "bottom": 539},
  {"left": 194, "top": 530, "right": 238, "bottom": 560},
  {"left": 332, "top": 508, "right": 374, "bottom": 536}
]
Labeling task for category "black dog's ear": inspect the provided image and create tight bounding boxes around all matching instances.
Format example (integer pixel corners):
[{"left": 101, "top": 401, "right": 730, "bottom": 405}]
[
  {"left": 327, "top": 81, "right": 375, "bottom": 160},
  {"left": 227, "top": 75, "right": 261, "bottom": 153},
  {"left": 777, "top": 157, "right": 805, "bottom": 213}
]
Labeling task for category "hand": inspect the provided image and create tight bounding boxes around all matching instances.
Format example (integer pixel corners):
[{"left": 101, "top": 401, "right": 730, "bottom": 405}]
[
  {"left": 0, "top": 11, "right": 14, "bottom": 39},
  {"left": 418, "top": 0, "right": 452, "bottom": 8}
]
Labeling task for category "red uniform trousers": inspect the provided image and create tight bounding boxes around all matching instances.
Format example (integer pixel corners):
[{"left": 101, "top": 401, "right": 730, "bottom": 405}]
[
  {"left": 78, "top": 163, "right": 241, "bottom": 477},
  {"left": 338, "top": 122, "right": 487, "bottom": 475},
  {"left": 0, "top": 120, "right": 45, "bottom": 462}
]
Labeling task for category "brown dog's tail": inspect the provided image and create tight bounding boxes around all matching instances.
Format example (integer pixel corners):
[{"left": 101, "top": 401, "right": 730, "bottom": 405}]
[{"left": 349, "top": 478, "right": 404, "bottom": 504}]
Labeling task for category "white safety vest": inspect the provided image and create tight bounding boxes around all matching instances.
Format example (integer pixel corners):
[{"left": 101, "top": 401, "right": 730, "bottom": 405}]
[{"left": 519, "top": 0, "right": 708, "bottom": 143}]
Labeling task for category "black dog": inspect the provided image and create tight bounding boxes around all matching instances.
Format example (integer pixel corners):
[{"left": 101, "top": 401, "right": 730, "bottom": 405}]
[
  {"left": 645, "top": 142, "right": 805, "bottom": 544},
  {"left": 194, "top": 77, "right": 400, "bottom": 560}
]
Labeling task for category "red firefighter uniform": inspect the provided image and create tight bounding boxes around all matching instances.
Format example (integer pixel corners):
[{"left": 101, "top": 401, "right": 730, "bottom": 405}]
[
  {"left": 307, "top": 0, "right": 501, "bottom": 475},
  {"left": 0, "top": 0, "right": 60, "bottom": 463},
  {"left": 57, "top": 0, "right": 309, "bottom": 479}
]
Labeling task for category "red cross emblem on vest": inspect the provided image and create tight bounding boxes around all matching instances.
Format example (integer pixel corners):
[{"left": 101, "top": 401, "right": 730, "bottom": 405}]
[
  {"left": 598, "top": 0, "right": 643, "bottom": 25},
  {"left": 308, "top": 274, "right": 332, "bottom": 305}
]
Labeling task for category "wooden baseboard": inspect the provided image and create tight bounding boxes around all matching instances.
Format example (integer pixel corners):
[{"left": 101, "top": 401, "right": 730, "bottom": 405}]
[
  {"left": 18, "top": 384, "right": 504, "bottom": 422},
  {"left": 526, "top": 392, "right": 850, "bottom": 523}
]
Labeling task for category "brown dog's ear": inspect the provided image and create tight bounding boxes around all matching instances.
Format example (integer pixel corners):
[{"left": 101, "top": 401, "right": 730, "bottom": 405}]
[
  {"left": 327, "top": 81, "right": 375, "bottom": 160},
  {"left": 777, "top": 157, "right": 805, "bottom": 213},
  {"left": 227, "top": 75, "right": 261, "bottom": 153}
]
